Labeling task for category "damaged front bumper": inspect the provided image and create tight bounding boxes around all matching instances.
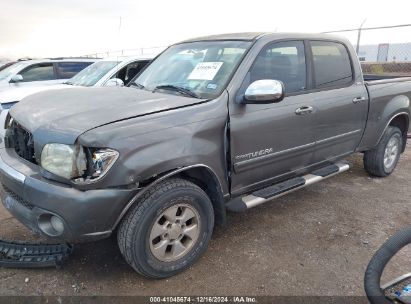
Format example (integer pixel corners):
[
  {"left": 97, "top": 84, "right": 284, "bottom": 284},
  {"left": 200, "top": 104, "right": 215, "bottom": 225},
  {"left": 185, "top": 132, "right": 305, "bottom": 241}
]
[
  {"left": 0, "top": 240, "right": 72, "bottom": 268},
  {"left": 0, "top": 147, "right": 137, "bottom": 243}
]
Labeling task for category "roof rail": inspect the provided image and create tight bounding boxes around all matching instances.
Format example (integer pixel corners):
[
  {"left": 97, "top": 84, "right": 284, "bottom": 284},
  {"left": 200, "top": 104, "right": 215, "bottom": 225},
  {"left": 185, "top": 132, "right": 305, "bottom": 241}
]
[
  {"left": 17, "top": 57, "right": 34, "bottom": 61},
  {"left": 46, "top": 57, "right": 101, "bottom": 60}
]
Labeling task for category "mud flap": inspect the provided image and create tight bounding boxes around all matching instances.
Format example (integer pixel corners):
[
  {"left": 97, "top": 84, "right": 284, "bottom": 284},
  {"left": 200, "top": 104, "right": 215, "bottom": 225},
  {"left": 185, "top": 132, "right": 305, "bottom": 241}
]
[{"left": 0, "top": 240, "right": 73, "bottom": 268}]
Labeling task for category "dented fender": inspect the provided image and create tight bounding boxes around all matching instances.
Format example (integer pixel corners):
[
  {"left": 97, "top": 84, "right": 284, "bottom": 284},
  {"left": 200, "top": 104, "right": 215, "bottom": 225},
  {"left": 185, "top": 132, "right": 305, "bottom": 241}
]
[{"left": 77, "top": 93, "right": 230, "bottom": 194}]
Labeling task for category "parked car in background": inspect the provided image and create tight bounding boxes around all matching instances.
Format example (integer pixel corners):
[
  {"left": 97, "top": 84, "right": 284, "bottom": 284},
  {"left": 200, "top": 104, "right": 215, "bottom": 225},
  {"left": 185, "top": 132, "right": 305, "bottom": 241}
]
[
  {"left": 2, "top": 33, "right": 409, "bottom": 279},
  {"left": 0, "top": 56, "right": 152, "bottom": 134},
  {"left": 64, "top": 55, "right": 152, "bottom": 87},
  {"left": 0, "top": 61, "right": 17, "bottom": 72},
  {"left": 0, "top": 58, "right": 96, "bottom": 92}
]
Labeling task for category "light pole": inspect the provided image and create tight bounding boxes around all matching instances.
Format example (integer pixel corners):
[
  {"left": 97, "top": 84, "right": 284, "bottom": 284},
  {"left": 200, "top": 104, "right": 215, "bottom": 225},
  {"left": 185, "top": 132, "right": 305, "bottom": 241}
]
[{"left": 356, "top": 18, "right": 367, "bottom": 54}]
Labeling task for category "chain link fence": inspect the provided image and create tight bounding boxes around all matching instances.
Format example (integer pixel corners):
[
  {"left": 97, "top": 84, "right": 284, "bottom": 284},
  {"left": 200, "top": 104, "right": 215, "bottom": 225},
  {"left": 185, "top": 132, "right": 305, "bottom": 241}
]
[
  {"left": 325, "top": 24, "right": 411, "bottom": 77},
  {"left": 81, "top": 46, "right": 166, "bottom": 59},
  {"left": 86, "top": 24, "right": 411, "bottom": 76},
  {"left": 79, "top": 25, "right": 411, "bottom": 134}
]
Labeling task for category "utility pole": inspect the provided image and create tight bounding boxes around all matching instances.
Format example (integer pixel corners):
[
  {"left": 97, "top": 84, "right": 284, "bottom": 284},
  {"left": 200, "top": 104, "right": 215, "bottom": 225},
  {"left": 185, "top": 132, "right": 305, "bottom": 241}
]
[{"left": 356, "top": 19, "right": 367, "bottom": 54}]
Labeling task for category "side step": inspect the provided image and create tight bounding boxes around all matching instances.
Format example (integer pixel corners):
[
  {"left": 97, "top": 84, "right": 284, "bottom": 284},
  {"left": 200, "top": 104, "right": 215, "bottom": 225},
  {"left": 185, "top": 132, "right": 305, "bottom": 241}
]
[
  {"left": 0, "top": 240, "right": 73, "bottom": 268},
  {"left": 226, "top": 161, "right": 350, "bottom": 212}
]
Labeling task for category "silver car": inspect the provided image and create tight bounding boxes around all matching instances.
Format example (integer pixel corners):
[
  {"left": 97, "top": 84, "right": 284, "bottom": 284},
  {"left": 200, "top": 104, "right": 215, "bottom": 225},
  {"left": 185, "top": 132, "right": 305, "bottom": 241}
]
[
  {"left": 0, "top": 58, "right": 95, "bottom": 92},
  {"left": 0, "top": 56, "right": 152, "bottom": 134}
]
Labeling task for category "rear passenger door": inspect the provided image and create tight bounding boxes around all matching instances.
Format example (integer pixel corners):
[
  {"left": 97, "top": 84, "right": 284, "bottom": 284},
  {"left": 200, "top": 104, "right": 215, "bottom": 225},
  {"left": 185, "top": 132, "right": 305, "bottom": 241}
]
[{"left": 308, "top": 40, "right": 368, "bottom": 163}]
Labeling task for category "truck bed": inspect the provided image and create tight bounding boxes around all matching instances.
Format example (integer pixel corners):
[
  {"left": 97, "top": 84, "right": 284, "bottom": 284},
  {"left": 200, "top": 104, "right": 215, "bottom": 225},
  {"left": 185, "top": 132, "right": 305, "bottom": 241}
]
[
  {"left": 364, "top": 76, "right": 411, "bottom": 135},
  {"left": 364, "top": 74, "right": 411, "bottom": 83}
]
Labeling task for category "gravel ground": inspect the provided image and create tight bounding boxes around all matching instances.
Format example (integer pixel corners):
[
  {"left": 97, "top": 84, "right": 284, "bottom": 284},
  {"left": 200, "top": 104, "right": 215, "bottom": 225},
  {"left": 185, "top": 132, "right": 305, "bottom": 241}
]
[{"left": 0, "top": 146, "right": 410, "bottom": 297}]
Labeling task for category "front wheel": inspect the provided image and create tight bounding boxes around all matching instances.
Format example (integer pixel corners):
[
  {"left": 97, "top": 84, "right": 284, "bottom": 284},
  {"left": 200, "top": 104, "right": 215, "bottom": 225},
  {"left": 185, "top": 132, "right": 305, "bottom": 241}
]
[
  {"left": 117, "top": 178, "right": 214, "bottom": 279},
  {"left": 364, "top": 126, "right": 403, "bottom": 177}
]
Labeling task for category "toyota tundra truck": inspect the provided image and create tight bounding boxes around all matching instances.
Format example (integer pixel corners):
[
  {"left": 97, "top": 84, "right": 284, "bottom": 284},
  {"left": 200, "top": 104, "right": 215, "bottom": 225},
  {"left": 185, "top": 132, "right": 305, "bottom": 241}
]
[{"left": 0, "top": 33, "right": 410, "bottom": 278}]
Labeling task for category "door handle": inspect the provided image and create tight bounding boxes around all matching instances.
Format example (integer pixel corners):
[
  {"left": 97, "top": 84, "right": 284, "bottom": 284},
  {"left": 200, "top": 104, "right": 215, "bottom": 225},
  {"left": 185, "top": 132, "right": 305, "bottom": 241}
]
[
  {"left": 352, "top": 96, "right": 366, "bottom": 104},
  {"left": 295, "top": 106, "right": 314, "bottom": 115}
]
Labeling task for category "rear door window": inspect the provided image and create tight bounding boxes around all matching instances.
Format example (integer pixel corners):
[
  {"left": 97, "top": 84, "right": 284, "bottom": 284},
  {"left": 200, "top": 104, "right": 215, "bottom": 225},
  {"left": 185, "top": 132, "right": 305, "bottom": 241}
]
[
  {"left": 19, "top": 63, "right": 55, "bottom": 82},
  {"left": 55, "top": 62, "right": 93, "bottom": 79},
  {"left": 310, "top": 41, "right": 353, "bottom": 88}
]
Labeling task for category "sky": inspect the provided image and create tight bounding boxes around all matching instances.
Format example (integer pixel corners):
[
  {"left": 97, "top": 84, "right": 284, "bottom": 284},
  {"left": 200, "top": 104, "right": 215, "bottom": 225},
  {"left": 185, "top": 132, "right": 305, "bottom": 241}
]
[{"left": 1, "top": 0, "right": 411, "bottom": 59}]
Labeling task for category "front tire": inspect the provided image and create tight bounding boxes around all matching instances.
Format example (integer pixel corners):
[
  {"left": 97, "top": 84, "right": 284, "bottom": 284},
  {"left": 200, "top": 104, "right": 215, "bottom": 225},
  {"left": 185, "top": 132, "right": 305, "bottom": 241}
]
[
  {"left": 117, "top": 178, "right": 214, "bottom": 279},
  {"left": 364, "top": 126, "right": 403, "bottom": 177}
]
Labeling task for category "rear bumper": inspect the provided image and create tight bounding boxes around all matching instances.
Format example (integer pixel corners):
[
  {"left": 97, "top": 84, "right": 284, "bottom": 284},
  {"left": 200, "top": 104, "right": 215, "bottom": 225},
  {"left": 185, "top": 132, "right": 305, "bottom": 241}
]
[{"left": 0, "top": 147, "right": 137, "bottom": 243}]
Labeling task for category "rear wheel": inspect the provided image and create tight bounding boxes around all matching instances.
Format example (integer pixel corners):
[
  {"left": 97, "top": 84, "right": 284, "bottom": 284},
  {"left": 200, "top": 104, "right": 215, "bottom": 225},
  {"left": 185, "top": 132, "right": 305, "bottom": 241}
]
[
  {"left": 364, "top": 126, "right": 403, "bottom": 177},
  {"left": 117, "top": 178, "right": 214, "bottom": 279}
]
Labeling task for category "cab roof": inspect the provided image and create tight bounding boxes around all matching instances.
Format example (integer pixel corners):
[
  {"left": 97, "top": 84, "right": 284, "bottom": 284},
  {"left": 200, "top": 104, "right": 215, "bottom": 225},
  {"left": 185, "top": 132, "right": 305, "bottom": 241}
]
[
  {"left": 178, "top": 32, "right": 348, "bottom": 44},
  {"left": 180, "top": 32, "right": 268, "bottom": 43}
]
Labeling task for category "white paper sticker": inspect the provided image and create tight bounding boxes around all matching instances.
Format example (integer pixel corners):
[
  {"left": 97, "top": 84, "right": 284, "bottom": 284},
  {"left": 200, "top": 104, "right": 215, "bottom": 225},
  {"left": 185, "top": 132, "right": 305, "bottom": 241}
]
[{"left": 188, "top": 62, "right": 223, "bottom": 80}]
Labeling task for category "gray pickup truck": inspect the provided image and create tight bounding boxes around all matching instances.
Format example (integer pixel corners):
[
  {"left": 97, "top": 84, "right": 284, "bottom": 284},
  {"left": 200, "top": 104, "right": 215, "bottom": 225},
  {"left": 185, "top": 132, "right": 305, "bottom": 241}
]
[{"left": 0, "top": 33, "right": 410, "bottom": 279}]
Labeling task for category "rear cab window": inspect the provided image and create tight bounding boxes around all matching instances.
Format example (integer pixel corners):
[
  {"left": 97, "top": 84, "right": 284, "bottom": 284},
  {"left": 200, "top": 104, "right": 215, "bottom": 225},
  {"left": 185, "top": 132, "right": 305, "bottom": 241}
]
[{"left": 310, "top": 41, "right": 353, "bottom": 89}]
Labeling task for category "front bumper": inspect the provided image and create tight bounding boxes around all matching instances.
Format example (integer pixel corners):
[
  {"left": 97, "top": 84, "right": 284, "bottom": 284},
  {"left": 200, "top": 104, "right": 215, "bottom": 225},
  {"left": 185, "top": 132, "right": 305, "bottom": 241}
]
[{"left": 0, "top": 147, "right": 137, "bottom": 242}]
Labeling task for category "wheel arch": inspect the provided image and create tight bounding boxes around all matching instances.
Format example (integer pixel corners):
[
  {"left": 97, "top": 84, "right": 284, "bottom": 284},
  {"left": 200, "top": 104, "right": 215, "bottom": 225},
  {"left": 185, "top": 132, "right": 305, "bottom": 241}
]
[
  {"left": 387, "top": 113, "right": 409, "bottom": 152},
  {"left": 113, "top": 164, "right": 227, "bottom": 230}
]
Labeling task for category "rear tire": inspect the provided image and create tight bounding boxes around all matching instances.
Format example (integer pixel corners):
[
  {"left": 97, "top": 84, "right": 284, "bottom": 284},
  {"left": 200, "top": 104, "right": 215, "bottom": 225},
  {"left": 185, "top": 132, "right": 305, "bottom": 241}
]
[
  {"left": 363, "top": 126, "right": 403, "bottom": 177},
  {"left": 117, "top": 178, "right": 214, "bottom": 279}
]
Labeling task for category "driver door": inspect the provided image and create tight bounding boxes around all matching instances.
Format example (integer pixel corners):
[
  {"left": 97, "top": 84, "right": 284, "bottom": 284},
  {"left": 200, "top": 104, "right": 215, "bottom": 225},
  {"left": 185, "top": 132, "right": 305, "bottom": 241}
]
[{"left": 229, "top": 40, "right": 317, "bottom": 195}]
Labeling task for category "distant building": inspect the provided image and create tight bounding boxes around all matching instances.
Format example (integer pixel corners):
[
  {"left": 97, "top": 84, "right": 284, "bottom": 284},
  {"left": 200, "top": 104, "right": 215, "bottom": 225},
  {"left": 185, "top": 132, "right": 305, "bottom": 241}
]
[{"left": 358, "top": 43, "right": 411, "bottom": 62}]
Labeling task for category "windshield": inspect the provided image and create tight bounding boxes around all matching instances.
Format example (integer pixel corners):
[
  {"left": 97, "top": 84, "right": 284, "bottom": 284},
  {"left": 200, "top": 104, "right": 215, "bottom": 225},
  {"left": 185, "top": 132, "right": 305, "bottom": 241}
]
[
  {"left": 0, "top": 62, "right": 27, "bottom": 81},
  {"left": 133, "top": 41, "right": 251, "bottom": 99},
  {"left": 66, "top": 61, "right": 118, "bottom": 86}
]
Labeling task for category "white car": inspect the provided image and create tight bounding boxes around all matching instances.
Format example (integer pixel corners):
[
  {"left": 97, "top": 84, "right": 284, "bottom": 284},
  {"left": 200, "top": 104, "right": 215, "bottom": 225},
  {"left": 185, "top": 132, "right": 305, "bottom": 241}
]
[
  {"left": 0, "top": 56, "right": 152, "bottom": 131},
  {"left": 0, "top": 58, "right": 95, "bottom": 92}
]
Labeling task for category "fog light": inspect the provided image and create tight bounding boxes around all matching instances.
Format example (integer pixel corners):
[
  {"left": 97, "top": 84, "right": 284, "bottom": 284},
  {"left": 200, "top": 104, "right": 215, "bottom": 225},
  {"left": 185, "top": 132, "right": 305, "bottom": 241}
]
[
  {"left": 50, "top": 216, "right": 64, "bottom": 234},
  {"left": 38, "top": 214, "right": 65, "bottom": 237}
]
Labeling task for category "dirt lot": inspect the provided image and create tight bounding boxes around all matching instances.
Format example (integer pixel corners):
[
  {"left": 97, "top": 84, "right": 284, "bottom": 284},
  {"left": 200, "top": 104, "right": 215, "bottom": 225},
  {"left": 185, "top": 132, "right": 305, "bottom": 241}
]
[{"left": 0, "top": 146, "right": 410, "bottom": 297}]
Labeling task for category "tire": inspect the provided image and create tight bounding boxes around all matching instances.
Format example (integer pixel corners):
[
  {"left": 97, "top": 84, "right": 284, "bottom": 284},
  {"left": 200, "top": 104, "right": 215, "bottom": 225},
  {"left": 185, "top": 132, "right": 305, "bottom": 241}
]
[
  {"left": 364, "top": 126, "right": 403, "bottom": 177},
  {"left": 117, "top": 178, "right": 214, "bottom": 279}
]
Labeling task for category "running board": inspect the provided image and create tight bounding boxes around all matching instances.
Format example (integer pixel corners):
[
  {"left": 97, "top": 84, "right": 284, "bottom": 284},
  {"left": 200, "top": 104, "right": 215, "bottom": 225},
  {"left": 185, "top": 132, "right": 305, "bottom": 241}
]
[
  {"left": 0, "top": 240, "right": 73, "bottom": 269},
  {"left": 226, "top": 161, "right": 350, "bottom": 212}
]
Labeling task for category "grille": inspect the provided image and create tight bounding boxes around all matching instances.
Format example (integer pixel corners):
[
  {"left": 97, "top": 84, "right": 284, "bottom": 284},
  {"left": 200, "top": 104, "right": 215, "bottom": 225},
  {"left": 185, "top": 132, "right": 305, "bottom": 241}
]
[
  {"left": 4, "top": 118, "right": 36, "bottom": 164},
  {"left": 1, "top": 184, "right": 34, "bottom": 210}
]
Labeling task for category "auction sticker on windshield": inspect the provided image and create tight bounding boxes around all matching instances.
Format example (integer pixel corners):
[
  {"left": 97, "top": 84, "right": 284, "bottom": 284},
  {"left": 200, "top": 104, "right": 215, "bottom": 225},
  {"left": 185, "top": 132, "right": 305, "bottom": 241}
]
[{"left": 188, "top": 62, "right": 223, "bottom": 80}]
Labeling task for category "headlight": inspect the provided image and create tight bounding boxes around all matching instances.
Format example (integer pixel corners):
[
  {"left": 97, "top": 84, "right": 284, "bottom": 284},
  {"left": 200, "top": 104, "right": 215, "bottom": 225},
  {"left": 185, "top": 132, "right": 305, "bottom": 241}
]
[
  {"left": 41, "top": 144, "right": 87, "bottom": 179},
  {"left": 90, "top": 149, "right": 119, "bottom": 180}
]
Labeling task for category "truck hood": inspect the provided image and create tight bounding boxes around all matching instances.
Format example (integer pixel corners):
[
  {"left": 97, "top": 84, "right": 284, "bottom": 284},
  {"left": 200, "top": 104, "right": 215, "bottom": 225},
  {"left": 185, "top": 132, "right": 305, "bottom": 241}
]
[
  {"left": 0, "top": 84, "right": 70, "bottom": 104},
  {"left": 10, "top": 87, "right": 206, "bottom": 144}
]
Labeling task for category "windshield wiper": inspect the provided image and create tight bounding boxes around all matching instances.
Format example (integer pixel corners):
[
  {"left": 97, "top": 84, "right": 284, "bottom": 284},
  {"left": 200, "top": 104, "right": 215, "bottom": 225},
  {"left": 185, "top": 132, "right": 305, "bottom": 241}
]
[
  {"left": 154, "top": 84, "right": 199, "bottom": 98},
  {"left": 130, "top": 82, "right": 145, "bottom": 89}
]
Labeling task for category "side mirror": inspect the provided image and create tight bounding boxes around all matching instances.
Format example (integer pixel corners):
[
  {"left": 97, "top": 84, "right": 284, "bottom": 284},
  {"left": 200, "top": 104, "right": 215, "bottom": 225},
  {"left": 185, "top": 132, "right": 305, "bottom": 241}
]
[
  {"left": 243, "top": 79, "right": 285, "bottom": 104},
  {"left": 105, "top": 78, "right": 124, "bottom": 87},
  {"left": 10, "top": 74, "right": 23, "bottom": 83}
]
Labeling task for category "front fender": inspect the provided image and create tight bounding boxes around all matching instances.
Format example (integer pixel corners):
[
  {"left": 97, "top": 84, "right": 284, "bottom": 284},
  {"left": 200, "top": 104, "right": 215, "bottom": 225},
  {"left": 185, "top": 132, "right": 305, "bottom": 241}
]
[{"left": 77, "top": 93, "right": 230, "bottom": 193}]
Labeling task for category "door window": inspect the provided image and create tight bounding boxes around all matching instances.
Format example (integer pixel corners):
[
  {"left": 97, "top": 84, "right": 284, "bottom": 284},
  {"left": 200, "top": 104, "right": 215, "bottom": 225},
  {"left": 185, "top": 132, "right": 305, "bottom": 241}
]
[
  {"left": 56, "top": 62, "right": 92, "bottom": 79},
  {"left": 111, "top": 60, "right": 150, "bottom": 85},
  {"left": 249, "top": 41, "right": 306, "bottom": 93},
  {"left": 310, "top": 41, "right": 353, "bottom": 88},
  {"left": 19, "top": 63, "right": 55, "bottom": 82}
]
